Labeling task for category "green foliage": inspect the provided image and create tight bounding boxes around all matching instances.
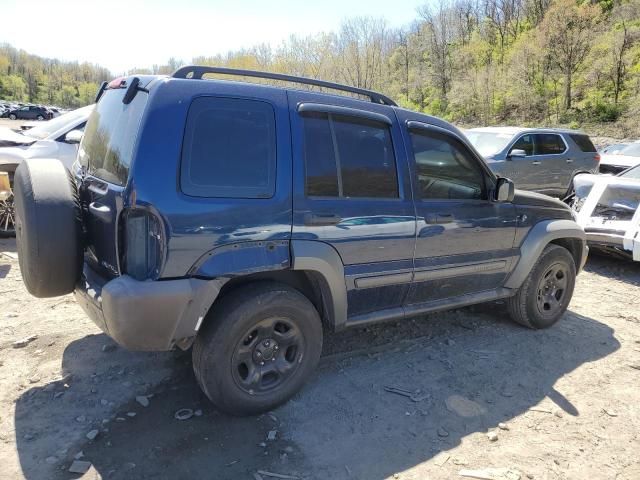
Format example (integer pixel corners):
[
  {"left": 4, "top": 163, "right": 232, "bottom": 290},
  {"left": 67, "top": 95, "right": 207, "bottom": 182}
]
[{"left": 0, "top": 44, "right": 109, "bottom": 107}]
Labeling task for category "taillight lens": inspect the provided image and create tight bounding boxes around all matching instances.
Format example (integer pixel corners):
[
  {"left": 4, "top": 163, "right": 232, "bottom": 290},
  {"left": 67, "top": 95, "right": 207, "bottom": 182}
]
[
  {"left": 595, "top": 153, "right": 601, "bottom": 163},
  {"left": 122, "top": 209, "right": 163, "bottom": 280}
]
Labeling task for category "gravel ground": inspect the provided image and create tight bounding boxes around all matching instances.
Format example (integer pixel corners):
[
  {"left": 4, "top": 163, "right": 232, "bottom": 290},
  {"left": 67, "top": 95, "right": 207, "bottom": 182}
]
[{"left": 0, "top": 237, "right": 639, "bottom": 480}]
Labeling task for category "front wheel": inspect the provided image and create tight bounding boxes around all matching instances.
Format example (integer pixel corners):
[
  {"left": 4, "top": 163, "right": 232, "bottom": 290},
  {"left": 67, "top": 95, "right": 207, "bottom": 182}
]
[
  {"left": 507, "top": 244, "right": 576, "bottom": 329},
  {"left": 192, "top": 282, "right": 323, "bottom": 416}
]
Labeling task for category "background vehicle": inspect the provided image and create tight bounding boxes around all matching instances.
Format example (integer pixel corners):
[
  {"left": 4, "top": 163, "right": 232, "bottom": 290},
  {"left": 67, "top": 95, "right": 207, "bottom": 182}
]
[
  {"left": 465, "top": 127, "right": 599, "bottom": 198},
  {"left": 573, "top": 164, "right": 640, "bottom": 261},
  {"left": 0, "top": 104, "right": 93, "bottom": 236},
  {"left": 600, "top": 143, "right": 629, "bottom": 155},
  {"left": 599, "top": 142, "right": 640, "bottom": 175},
  {"left": 14, "top": 69, "right": 587, "bottom": 415},
  {"left": 2, "top": 105, "right": 53, "bottom": 121}
]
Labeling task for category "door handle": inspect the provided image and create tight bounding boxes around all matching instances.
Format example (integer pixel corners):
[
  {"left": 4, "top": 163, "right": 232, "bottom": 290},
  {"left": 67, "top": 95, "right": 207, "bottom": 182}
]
[
  {"left": 304, "top": 213, "right": 342, "bottom": 226},
  {"left": 426, "top": 213, "right": 454, "bottom": 224},
  {"left": 532, "top": 161, "right": 541, "bottom": 165},
  {"left": 566, "top": 158, "right": 574, "bottom": 163}
]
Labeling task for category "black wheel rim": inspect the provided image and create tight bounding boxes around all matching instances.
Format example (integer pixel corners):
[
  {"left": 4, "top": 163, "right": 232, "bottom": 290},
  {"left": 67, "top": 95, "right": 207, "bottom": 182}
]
[
  {"left": 231, "top": 317, "right": 304, "bottom": 395},
  {"left": 536, "top": 262, "right": 568, "bottom": 317},
  {"left": 0, "top": 194, "right": 15, "bottom": 234}
]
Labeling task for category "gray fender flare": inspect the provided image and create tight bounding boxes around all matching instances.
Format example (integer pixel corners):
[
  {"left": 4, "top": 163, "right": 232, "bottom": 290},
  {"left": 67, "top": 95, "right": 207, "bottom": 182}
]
[
  {"left": 291, "top": 240, "right": 347, "bottom": 329},
  {"left": 505, "top": 219, "right": 586, "bottom": 289}
]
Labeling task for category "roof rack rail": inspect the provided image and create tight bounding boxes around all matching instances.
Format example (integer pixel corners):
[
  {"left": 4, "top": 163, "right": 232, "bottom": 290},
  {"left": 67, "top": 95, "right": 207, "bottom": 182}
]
[{"left": 171, "top": 66, "right": 397, "bottom": 107}]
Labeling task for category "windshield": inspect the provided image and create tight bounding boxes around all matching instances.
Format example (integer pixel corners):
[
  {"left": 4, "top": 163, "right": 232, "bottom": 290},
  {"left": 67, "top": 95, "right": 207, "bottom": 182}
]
[
  {"left": 78, "top": 87, "right": 148, "bottom": 185},
  {"left": 618, "top": 143, "right": 640, "bottom": 157},
  {"left": 465, "top": 131, "right": 514, "bottom": 156},
  {"left": 25, "top": 105, "right": 94, "bottom": 140},
  {"left": 620, "top": 164, "right": 640, "bottom": 180}
]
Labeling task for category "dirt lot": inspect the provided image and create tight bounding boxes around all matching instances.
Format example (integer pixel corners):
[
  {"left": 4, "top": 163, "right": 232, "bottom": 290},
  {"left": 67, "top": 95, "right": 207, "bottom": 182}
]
[
  {"left": 0, "top": 118, "right": 29, "bottom": 130},
  {"left": 0, "top": 237, "right": 639, "bottom": 480}
]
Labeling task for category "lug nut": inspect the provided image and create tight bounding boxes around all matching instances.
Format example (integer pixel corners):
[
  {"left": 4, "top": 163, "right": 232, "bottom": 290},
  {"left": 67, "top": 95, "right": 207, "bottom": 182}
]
[
  {"left": 274, "top": 346, "right": 278, "bottom": 350},
  {"left": 260, "top": 361, "right": 265, "bottom": 366},
  {"left": 264, "top": 340, "right": 270, "bottom": 347},
  {"left": 256, "top": 351, "right": 262, "bottom": 357}
]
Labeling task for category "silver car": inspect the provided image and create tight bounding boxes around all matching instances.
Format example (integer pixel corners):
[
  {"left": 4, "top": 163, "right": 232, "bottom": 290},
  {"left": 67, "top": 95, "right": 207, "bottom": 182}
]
[{"left": 466, "top": 127, "right": 600, "bottom": 197}]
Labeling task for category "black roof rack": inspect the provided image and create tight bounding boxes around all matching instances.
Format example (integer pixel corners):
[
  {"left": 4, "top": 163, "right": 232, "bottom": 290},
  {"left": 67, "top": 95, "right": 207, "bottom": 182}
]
[{"left": 171, "top": 66, "right": 397, "bottom": 107}]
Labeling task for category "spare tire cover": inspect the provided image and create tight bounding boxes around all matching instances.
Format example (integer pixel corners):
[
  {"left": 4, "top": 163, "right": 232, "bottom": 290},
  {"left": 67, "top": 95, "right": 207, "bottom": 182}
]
[{"left": 13, "top": 158, "right": 82, "bottom": 298}]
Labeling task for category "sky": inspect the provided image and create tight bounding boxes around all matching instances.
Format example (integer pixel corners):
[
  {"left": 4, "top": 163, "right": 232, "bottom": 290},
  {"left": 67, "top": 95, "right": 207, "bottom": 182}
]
[{"left": 1, "top": 0, "right": 425, "bottom": 74}]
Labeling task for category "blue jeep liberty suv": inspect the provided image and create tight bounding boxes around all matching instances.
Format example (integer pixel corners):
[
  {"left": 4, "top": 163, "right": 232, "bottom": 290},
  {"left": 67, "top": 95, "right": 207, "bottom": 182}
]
[{"left": 13, "top": 67, "right": 587, "bottom": 415}]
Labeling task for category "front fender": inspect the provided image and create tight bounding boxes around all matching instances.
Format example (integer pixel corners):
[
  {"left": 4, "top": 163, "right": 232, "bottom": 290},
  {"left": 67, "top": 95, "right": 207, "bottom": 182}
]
[{"left": 505, "top": 219, "right": 587, "bottom": 289}]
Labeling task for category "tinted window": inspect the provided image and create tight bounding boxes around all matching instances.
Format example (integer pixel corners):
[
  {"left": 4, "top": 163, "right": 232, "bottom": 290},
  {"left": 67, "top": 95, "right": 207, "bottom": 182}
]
[
  {"left": 303, "top": 112, "right": 339, "bottom": 197},
  {"left": 410, "top": 129, "right": 485, "bottom": 200},
  {"left": 302, "top": 112, "right": 398, "bottom": 198},
  {"left": 181, "top": 97, "right": 276, "bottom": 198},
  {"left": 570, "top": 134, "right": 596, "bottom": 152},
  {"left": 535, "top": 134, "right": 566, "bottom": 155},
  {"left": 511, "top": 134, "right": 534, "bottom": 156},
  {"left": 80, "top": 88, "right": 148, "bottom": 186}
]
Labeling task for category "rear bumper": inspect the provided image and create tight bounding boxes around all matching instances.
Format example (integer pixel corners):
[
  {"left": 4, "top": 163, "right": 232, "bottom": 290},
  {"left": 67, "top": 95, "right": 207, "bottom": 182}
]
[{"left": 74, "top": 265, "right": 223, "bottom": 351}]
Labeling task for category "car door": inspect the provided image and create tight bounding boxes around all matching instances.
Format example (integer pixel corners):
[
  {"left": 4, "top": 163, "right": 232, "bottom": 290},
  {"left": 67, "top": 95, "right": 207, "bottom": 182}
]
[
  {"left": 289, "top": 91, "right": 416, "bottom": 322},
  {"left": 502, "top": 133, "right": 539, "bottom": 191},
  {"left": 397, "top": 115, "right": 518, "bottom": 310},
  {"left": 530, "top": 133, "right": 569, "bottom": 196}
]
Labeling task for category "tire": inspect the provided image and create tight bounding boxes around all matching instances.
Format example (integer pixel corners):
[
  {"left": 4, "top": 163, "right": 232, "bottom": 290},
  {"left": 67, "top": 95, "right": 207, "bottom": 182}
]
[
  {"left": 36, "top": 115, "right": 44, "bottom": 121},
  {"left": 13, "top": 158, "right": 83, "bottom": 298},
  {"left": 193, "top": 282, "right": 323, "bottom": 416},
  {"left": 9, "top": 114, "right": 16, "bottom": 120},
  {"left": 507, "top": 244, "right": 576, "bottom": 329}
]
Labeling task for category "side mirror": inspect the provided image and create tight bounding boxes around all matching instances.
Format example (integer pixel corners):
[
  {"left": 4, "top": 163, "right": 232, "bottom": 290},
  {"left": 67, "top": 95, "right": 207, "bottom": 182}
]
[
  {"left": 495, "top": 177, "right": 515, "bottom": 202},
  {"left": 507, "top": 149, "right": 526, "bottom": 160},
  {"left": 64, "top": 129, "right": 83, "bottom": 144}
]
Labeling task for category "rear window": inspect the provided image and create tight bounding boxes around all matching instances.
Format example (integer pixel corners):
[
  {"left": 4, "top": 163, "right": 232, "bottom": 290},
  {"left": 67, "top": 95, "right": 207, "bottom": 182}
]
[
  {"left": 535, "top": 134, "right": 566, "bottom": 155},
  {"left": 180, "top": 97, "right": 277, "bottom": 198},
  {"left": 79, "top": 88, "right": 148, "bottom": 186},
  {"left": 570, "top": 134, "right": 597, "bottom": 153}
]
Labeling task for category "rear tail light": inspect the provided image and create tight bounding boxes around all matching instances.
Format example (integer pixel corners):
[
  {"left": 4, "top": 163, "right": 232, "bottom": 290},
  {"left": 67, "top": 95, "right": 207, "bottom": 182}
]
[
  {"left": 595, "top": 153, "right": 601, "bottom": 163},
  {"left": 122, "top": 209, "right": 164, "bottom": 280}
]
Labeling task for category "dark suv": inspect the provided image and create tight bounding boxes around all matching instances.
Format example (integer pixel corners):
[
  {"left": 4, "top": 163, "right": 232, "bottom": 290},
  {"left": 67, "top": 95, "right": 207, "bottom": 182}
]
[
  {"left": 13, "top": 68, "right": 588, "bottom": 415},
  {"left": 3, "top": 105, "right": 53, "bottom": 121}
]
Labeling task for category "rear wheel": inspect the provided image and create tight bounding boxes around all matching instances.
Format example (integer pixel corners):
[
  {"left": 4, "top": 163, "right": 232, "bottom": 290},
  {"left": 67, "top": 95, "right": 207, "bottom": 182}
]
[
  {"left": 193, "top": 282, "right": 323, "bottom": 416},
  {"left": 9, "top": 114, "right": 16, "bottom": 120},
  {"left": 36, "top": 115, "right": 44, "bottom": 121},
  {"left": 507, "top": 244, "right": 576, "bottom": 329}
]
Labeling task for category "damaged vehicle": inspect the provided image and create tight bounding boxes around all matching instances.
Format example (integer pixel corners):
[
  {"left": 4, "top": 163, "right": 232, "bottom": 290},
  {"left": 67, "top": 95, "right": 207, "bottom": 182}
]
[
  {"left": 599, "top": 141, "right": 640, "bottom": 175},
  {"left": 572, "top": 165, "right": 640, "bottom": 261}
]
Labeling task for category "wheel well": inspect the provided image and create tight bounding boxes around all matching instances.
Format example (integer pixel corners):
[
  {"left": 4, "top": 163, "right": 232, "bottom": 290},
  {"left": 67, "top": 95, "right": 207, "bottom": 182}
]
[
  {"left": 549, "top": 237, "right": 583, "bottom": 269},
  {"left": 214, "top": 270, "right": 334, "bottom": 328}
]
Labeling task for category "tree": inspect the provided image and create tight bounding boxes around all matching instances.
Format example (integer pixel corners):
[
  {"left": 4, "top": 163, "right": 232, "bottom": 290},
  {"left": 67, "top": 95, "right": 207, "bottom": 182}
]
[{"left": 539, "top": 0, "right": 600, "bottom": 110}]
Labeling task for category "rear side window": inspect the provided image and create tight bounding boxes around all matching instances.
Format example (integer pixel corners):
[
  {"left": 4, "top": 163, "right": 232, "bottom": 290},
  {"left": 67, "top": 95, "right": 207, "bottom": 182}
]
[
  {"left": 570, "top": 134, "right": 597, "bottom": 152},
  {"left": 302, "top": 112, "right": 398, "bottom": 198},
  {"left": 535, "top": 134, "right": 566, "bottom": 155},
  {"left": 181, "top": 97, "right": 276, "bottom": 198}
]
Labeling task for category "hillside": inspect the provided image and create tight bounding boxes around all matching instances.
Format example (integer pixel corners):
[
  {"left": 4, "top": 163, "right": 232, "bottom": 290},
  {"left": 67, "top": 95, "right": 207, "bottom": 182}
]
[{"left": 2, "top": 0, "right": 639, "bottom": 139}]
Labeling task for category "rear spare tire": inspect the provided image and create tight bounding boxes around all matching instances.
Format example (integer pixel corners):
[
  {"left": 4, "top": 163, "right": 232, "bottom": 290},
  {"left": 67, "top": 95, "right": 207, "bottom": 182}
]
[{"left": 13, "top": 159, "right": 82, "bottom": 298}]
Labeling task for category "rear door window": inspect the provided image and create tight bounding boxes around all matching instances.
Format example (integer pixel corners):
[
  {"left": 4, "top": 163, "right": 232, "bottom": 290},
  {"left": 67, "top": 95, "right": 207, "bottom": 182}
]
[
  {"left": 181, "top": 97, "right": 277, "bottom": 198},
  {"left": 534, "top": 134, "right": 566, "bottom": 155},
  {"left": 302, "top": 112, "right": 398, "bottom": 198}
]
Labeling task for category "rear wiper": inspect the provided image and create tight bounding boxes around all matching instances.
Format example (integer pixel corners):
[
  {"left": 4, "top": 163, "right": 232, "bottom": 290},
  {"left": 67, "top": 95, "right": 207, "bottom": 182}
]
[{"left": 122, "top": 77, "right": 149, "bottom": 105}]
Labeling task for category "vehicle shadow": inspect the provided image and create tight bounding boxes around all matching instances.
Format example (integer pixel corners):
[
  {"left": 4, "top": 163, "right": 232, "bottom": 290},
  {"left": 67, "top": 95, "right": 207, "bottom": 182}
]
[
  {"left": 14, "top": 307, "right": 618, "bottom": 479},
  {"left": 0, "top": 237, "right": 17, "bottom": 254},
  {"left": 584, "top": 250, "right": 640, "bottom": 286}
]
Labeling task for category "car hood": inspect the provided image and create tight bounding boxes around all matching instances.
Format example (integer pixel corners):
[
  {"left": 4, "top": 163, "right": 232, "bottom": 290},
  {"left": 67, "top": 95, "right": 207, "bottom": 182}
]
[
  {"left": 600, "top": 153, "right": 640, "bottom": 168},
  {"left": 0, "top": 127, "right": 36, "bottom": 147},
  {"left": 0, "top": 140, "right": 59, "bottom": 166},
  {"left": 513, "top": 189, "right": 570, "bottom": 210}
]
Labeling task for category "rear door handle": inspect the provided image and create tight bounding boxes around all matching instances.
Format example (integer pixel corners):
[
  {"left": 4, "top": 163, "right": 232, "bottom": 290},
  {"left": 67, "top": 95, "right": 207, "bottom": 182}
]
[
  {"left": 532, "top": 160, "right": 541, "bottom": 165},
  {"left": 566, "top": 158, "right": 574, "bottom": 163},
  {"left": 426, "top": 213, "right": 454, "bottom": 224},
  {"left": 304, "top": 213, "right": 342, "bottom": 226}
]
